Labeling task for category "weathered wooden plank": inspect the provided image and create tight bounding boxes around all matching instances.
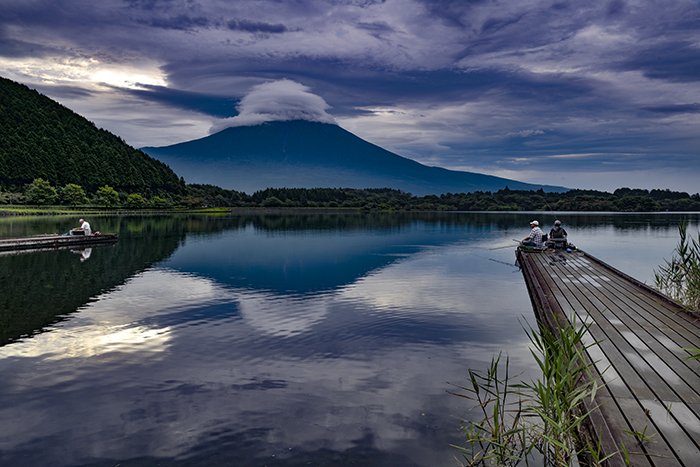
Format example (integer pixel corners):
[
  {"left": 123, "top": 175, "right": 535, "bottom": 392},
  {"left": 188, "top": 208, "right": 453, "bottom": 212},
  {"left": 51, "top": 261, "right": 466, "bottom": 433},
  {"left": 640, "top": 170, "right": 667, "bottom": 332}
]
[
  {"left": 540, "top": 255, "right": 700, "bottom": 452},
  {"left": 576, "top": 253, "right": 700, "bottom": 338},
  {"left": 561, "top": 253, "right": 691, "bottom": 332},
  {"left": 535, "top": 255, "right": 674, "bottom": 402},
  {"left": 613, "top": 397, "right": 685, "bottom": 466},
  {"left": 566, "top": 255, "right": 700, "bottom": 375},
  {"left": 518, "top": 249, "right": 700, "bottom": 466},
  {"left": 563, "top": 257, "right": 700, "bottom": 395},
  {"left": 600, "top": 395, "right": 680, "bottom": 467}
]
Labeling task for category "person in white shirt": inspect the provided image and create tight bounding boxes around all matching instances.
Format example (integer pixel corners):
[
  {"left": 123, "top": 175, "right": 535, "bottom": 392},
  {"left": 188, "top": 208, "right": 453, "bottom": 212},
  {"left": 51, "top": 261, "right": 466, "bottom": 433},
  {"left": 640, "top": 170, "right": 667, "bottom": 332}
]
[
  {"left": 521, "top": 220, "right": 544, "bottom": 247},
  {"left": 77, "top": 218, "right": 92, "bottom": 236}
]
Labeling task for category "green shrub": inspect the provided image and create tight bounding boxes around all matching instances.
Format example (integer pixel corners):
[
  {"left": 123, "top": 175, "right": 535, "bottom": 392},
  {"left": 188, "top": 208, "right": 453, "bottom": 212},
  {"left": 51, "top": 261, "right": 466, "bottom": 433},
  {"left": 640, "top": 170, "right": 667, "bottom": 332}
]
[
  {"left": 24, "top": 178, "right": 58, "bottom": 205},
  {"left": 125, "top": 193, "right": 145, "bottom": 208},
  {"left": 150, "top": 195, "right": 171, "bottom": 208},
  {"left": 261, "top": 196, "right": 284, "bottom": 207},
  {"left": 60, "top": 183, "right": 88, "bottom": 205},
  {"left": 95, "top": 185, "right": 120, "bottom": 207}
]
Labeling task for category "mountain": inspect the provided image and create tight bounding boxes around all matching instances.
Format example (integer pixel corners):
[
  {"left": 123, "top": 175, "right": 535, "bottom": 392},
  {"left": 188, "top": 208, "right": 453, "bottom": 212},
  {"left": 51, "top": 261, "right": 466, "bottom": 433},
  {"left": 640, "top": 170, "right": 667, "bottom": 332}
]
[
  {"left": 0, "top": 76, "right": 182, "bottom": 194},
  {"left": 142, "top": 120, "right": 565, "bottom": 195}
]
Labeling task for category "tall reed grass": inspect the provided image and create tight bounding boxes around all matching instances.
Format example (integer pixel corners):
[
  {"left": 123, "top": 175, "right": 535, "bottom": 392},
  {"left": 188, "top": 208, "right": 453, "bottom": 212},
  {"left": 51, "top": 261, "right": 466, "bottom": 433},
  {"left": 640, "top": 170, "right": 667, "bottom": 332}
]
[
  {"left": 654, "top": 221, "right": 700, "bottom": 312},
  {"left": 452, "top": 316, "right": 610, "bottom": 466}
]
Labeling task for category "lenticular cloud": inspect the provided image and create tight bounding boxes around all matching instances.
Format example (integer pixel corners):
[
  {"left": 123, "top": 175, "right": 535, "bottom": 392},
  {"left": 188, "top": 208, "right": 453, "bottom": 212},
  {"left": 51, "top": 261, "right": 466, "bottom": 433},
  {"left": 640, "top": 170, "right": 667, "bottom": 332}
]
[{"left": 211, "top": 79, "right": 335, "bottom": 132}]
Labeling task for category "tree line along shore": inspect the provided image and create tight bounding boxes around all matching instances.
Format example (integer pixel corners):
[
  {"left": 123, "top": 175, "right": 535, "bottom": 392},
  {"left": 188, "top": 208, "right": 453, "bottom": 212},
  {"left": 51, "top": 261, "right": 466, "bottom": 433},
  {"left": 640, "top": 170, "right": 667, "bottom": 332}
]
[{"left": 2, "top": 178, "right": 700, "bottom": 213}]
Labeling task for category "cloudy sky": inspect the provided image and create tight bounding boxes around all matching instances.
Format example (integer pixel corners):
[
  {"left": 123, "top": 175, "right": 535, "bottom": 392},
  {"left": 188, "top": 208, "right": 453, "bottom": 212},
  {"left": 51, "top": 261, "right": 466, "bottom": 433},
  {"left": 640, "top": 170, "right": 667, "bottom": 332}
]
[{"left": 1, "top": 0, "right": 699, "bottom": 192}]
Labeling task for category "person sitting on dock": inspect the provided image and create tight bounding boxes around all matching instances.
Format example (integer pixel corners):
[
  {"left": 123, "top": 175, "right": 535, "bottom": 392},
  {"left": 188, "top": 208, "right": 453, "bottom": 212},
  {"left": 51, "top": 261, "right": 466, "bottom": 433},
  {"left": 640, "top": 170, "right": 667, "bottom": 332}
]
[
  {"left": 521, "top": 220, "right": 545, "bottom": 248},
  {"left": 72, "top": 218, "right": 92, "bottom": 236},
  {"left": 548, "top": 219, "right": 568, "bottom": 249}
]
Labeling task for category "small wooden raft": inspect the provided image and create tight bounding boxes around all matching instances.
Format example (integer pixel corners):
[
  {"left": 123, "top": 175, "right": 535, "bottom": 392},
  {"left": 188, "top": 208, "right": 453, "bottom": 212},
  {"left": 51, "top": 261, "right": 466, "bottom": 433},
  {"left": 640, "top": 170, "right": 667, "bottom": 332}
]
[
  {"left": 517, "top": 248, "right": 700, "bottom": 466},
  {"left": 0, "top": 234, "right": 118, "bottom": 252}
]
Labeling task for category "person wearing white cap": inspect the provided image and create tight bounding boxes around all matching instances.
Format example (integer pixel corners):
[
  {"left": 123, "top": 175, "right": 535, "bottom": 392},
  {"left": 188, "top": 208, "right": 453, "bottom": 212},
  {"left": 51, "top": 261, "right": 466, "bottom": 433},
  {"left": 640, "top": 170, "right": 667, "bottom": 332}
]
[
  {"left": 521, "top": 220, "right": 544, "bottom": 248},
  {"left": 76, "top": 218, "right": 91, "bottom": 236}
]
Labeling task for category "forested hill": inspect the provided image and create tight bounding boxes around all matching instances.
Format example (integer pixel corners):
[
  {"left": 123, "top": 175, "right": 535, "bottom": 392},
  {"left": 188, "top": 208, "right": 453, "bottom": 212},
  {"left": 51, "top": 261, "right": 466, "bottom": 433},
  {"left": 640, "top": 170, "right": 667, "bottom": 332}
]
[{"left": 0, "top": 76, "right": 183, "bottom": 193}]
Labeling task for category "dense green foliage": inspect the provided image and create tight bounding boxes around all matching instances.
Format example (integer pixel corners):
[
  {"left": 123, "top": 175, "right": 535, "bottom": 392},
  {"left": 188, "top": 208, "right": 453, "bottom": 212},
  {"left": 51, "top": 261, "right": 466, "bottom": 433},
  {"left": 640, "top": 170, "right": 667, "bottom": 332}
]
[
  {"left": 0, "top": 76, "right": 183, "bottom": 194},
  {"left": 184, "top": 186, "right": 700, "bottom": 212},
  {"left": 60, "top": 183, "right": 88, "bottom": 205},
  {"left": 409, "top": 187, "right": 700, "bottom": 212},
  {"left": 125, "top": 193, "right": 146, "bottom": 208},
  {"left": 3, "top": 182, "right": 700, "bottom": 211},
  {"left": 181, "top": 183, "right": 247, "bottom": 208},
  {"left": 24, "top": 177, "right": 57, "bottom": 205},
  {"left": 95, "top": 185, "right": 120, "bottom": 207}
]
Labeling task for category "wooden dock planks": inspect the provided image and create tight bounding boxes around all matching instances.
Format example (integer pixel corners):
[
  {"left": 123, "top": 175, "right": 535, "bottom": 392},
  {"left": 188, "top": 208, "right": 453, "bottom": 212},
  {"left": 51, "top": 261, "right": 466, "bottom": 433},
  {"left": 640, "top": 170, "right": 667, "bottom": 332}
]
[{"left": 517, "top": 248, "right": 700, "bottom": 466}]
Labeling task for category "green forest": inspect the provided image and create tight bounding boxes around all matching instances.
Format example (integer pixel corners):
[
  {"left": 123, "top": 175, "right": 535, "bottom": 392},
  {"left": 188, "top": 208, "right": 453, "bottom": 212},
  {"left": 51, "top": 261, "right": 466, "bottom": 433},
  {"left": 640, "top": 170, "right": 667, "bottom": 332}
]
[
  {"left": 0, "top": 76, "right": 183, "bottom": 194},
  {"left": 7, "top": 182, "right": 697, "bottom": 212},
  {"left": 195, "top": 186, "right": 700, "bottom": 212}
]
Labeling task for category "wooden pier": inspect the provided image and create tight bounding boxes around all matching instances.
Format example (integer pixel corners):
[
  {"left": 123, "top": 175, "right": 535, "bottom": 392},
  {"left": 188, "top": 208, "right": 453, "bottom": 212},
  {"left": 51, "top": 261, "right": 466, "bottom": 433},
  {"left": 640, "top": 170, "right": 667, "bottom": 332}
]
[
  {"left": 0, "top": 234, "right": 118, "bottom": 253},
  {"left": 517, "top": 248, "right": 700, "bottom": 466}
]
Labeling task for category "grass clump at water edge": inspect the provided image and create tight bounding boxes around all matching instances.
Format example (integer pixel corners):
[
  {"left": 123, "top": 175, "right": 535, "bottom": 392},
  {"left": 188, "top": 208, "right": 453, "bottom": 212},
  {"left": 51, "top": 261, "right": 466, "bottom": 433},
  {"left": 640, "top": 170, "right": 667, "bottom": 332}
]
[
  {"left": 654, "top": 221, "right": 700, "bottom": 359},
  {"left": 451, "top": 316, "right": 612, "bottom": 466},
  {"left": 654, "top": 221, "right": 700, "bottom": 312}
]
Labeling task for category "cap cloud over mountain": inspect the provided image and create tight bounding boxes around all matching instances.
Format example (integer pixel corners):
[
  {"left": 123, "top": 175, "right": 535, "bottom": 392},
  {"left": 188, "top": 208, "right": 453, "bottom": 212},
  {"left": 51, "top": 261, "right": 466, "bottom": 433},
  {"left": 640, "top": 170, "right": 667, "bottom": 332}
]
[{"left": 210, "top": 80, "right": 336, "bottom": 132}]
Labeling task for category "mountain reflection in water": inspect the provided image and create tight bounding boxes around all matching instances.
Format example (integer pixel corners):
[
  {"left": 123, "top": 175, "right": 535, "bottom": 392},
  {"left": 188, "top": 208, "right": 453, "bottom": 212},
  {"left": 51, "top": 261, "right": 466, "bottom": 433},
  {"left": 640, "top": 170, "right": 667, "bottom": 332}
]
[{"left": 0, "top": 212, "right": 698, "bottom": 466}]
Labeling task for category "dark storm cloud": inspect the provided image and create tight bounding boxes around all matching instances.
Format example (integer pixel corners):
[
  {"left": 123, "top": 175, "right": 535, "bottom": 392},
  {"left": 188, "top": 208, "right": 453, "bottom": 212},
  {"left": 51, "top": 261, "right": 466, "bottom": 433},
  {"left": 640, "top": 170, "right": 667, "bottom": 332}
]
[
  {"left": 0, "top": 1, "right": 102, "bottom": 32},
  {"left": 415, "top": 0, "right": 478, "bottom": 28},
  {"left": 621, "top": 41, "right": 700, "bottom": 82},
  {"left": 122, "top": 0, "right": 179, "bottom": 10},
  {"left": 141, "top": 14, "right": 212, "bottom": 31},
  {"left": 605, "top": 0, "right": 626, "bottom": 18},
  {"left": 227, "top": 19, "right": 288, "bottom": 34},
  {"left": 122, "top": 85, "right": 238, "bottom": 117},
  {"left": 31, "top": 83, "right": 97, "bottom": 99},
  {"left": 0, "top": 36, "right": 55, "bottom": 58},
  {"left": 356, "top": 21, "right": 395, "bottom": 38},
  {"left": 479, "top": 12, "right": 527, "bottom": 35},
  {"left": 158, "top": 52, "right": 601, "bottom": 119},
  {"left": 447, "top": 127, "right": 700, "bottom": 174},
  {"left": 643, "top": 103, "right": 700, "bottom": 114}
]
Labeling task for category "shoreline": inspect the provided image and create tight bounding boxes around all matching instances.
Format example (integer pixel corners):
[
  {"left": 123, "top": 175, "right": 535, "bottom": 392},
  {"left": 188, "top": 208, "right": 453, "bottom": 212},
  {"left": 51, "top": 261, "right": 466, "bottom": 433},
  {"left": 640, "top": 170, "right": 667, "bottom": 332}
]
[{"left": 3, "top": 205, "right": 700, "bottom": 217}]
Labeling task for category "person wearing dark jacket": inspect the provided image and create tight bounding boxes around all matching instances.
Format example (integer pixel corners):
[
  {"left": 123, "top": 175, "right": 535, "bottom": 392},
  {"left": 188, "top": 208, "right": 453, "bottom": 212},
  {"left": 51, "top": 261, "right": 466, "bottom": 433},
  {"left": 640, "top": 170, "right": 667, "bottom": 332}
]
[{"left": 549, "top": 220, "right": 567, "bottom": 248}]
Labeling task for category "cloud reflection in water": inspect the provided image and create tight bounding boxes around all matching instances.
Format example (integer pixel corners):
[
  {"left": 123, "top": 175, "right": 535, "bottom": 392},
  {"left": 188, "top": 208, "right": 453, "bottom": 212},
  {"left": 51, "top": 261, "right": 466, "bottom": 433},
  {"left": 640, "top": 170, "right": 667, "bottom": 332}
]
[{"left": 0, "top": 228, "right": 537, "bottom": 466}]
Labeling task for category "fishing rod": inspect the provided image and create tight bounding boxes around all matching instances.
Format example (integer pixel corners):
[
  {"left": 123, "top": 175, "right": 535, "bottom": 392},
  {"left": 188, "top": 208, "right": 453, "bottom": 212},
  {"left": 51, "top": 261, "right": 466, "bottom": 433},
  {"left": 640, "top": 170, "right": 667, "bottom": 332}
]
[{"left": 488, "top": 239, "right": 522, "bottom": 250}]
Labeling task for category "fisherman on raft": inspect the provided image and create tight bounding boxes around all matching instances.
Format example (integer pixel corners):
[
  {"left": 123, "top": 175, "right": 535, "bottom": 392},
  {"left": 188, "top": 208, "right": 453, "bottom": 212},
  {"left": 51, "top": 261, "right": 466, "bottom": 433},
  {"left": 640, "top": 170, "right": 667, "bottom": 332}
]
[
  {"left": 71, "top": 218, "right": 92, "bottom": 236},
  {"left": 521, "top": 220, "right": 545, "bottom": 248}
]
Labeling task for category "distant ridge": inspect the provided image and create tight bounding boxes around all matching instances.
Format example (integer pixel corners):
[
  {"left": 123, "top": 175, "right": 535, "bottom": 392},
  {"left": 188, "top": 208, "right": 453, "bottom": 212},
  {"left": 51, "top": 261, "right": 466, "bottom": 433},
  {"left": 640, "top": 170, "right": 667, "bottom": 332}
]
[
  {"left": 0, "top": 76, "right": 182, "bottom": 193},
  {"left": 142, "top": 120, "right": 566, "bottom": 195}
]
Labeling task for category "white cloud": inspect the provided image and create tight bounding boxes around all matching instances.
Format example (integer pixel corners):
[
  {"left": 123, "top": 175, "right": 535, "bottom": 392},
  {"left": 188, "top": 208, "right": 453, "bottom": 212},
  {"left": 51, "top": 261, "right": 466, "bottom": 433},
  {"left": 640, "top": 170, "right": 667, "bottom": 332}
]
[{"left": 211, "top": 79, "right": 336, "bottom": 132}]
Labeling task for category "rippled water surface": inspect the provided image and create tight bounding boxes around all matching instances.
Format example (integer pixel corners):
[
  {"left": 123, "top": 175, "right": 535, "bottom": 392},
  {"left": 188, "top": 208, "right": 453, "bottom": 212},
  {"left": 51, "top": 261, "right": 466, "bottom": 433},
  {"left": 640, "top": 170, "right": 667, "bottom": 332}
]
[{"left": 1, "top": 212, "right": 698, "bottom": 466}]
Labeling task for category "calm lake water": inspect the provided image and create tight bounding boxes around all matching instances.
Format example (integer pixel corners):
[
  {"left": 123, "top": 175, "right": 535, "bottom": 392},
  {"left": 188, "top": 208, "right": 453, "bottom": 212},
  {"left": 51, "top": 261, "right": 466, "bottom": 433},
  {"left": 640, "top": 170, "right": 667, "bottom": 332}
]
[{"left": 1, "top": 212, "right": 699, "bottom": 466}]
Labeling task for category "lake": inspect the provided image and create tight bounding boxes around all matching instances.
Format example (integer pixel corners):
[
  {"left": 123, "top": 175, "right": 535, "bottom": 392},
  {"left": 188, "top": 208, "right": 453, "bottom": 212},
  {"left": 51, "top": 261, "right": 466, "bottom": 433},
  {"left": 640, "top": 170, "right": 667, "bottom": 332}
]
[{"left": 1, "top": 212, "right": 699, "bottom": 466}]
